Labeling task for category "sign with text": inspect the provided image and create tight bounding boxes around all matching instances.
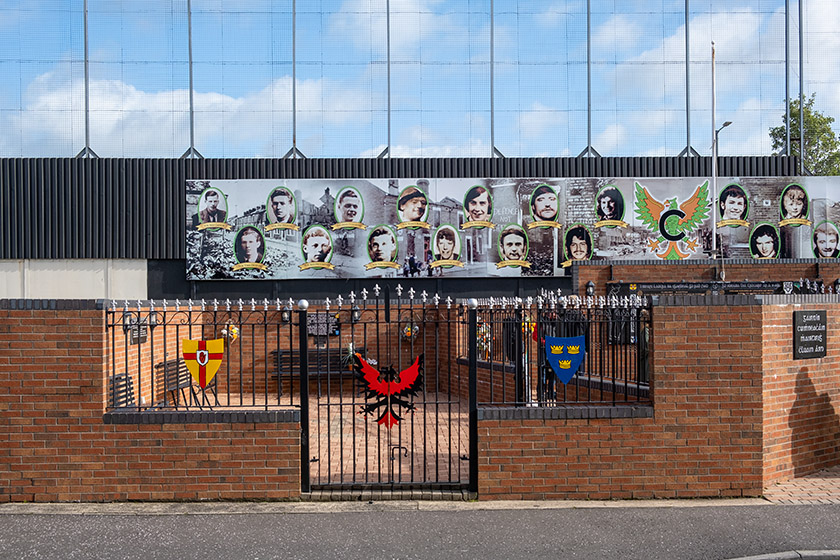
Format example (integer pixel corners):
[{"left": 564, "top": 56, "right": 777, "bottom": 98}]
[{"left": 793, "top": 310, "right": 827, "bottom": 360}]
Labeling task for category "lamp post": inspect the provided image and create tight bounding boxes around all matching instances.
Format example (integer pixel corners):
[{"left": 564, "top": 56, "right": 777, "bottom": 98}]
[{"left": 711, "top": 120, "right": 732, "bottom": 258}]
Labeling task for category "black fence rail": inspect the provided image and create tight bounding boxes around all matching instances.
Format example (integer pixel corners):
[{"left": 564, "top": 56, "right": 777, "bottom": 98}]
[{"left": 468, "top": 295, "right": 651, "bottom": 407}]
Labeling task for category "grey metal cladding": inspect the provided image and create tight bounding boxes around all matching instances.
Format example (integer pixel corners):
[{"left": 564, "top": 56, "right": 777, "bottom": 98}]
[{"left": 0, "top": 156, "right": 797, "bottom": 260}]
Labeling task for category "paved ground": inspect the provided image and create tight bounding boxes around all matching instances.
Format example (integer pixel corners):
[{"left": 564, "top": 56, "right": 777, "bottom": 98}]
[{"left": 764, "top": 465, "right": 840, "bottom": 505}]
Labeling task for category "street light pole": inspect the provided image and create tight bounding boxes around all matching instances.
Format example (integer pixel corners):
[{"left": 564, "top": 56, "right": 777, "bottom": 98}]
[{"left": 711, "top": 120, "right": 732, "bottom": 258}]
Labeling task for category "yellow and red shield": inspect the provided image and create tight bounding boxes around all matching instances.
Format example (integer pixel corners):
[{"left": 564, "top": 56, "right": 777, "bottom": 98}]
[{"left": 182, "top": 338, "right": 224, "bottom": 388}]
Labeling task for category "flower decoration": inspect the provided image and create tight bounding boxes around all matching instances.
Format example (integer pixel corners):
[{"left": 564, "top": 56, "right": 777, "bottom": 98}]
[
  {"left": 401, "top": 324, "right": 420, "bottom": 340},
  {"left": 221, "top": 324, "right": 239, "bottom": 343}
]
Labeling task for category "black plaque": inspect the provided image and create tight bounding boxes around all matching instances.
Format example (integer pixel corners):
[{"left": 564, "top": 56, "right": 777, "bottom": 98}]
[
  {"left": 793, "top": 310, "right": 827, "bottom": 360},
  {"left": 122, "top": 312, "right": 148, "bottom": 345}
]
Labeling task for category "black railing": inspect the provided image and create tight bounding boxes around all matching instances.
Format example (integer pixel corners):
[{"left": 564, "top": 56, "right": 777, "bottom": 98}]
[{"left": 469, "top": 296, "right": 651, "bottom": 407}]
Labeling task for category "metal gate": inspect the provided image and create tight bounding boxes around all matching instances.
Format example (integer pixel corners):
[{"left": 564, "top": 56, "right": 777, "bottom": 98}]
[{"left": 298, "top": 288, "right": 474, "bottom": 492}]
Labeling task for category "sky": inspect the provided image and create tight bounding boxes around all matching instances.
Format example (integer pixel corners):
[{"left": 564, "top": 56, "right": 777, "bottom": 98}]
[{"left": 0, "top": 0, "right": 838, "bottom": 159}]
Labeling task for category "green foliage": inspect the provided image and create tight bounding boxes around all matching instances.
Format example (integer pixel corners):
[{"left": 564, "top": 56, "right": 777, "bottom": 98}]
[{"left": 770, "top": 94, "right": 840, "bottom": 175}]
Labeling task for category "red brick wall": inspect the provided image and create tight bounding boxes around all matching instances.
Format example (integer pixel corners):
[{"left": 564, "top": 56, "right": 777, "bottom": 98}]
[
  {"left": 478, "top": 301, "right": 766, "bottom": 500},
  {"left": 0, "top": 303, "right": 300, "bottom": 502},
  {"left": 762, "top": 302, "right": 840, "bottom": 486}
]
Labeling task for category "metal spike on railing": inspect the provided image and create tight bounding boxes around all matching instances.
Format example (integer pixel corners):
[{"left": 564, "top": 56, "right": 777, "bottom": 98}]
[
  {"left": 445, "top": 296, "right": 452, "bottom": 309},
  {"left": 111, "top": 300, "right": 117, "bottom": 312},
  {"left": 349, "top": 291, "right": 356, "bottom": 304},
  {"left": 525, "top": 296, "right": 533, "bottom": 308},
  {"left": 287, "top": 298, "right": 293, "bottom": 309},
  {"left": 274, "top": 298, "right": 281, "bottom": 310},
  {"left": 149, "top": 300, "right": 155, "bottom": 313},
  {"left": 361, "top": 288, "right": 368, "bottom": 300},
  {"left": 225, "top": 299, "right": 231, "bottom": 311},
  {"left": 174, "top": 299, "right": 180, "bottom": 312},
  {"left": 336, "top": 294, "right": 343, "bottom": 308},
  {"left": 373, "top": 284, "right": 381, "bottom": 297},
  {"left": 536, "top": 296, "right": 543, "bottom": 309},
  {"left": 263, "top": 298, "right": 269, "bottom": 309},
  {"left": 421, "top": 290, "right": 428, "bottom": 303},
  {"left": 408, "top": 287, "right": 415, "bottom": 300},
  {"left": 396, "top": 284, "right": 403, "bottom": 297},
  {"left": 248, "top": 298, "right": 254, "bottom": 310},
  {"left": 235, "top": 298, "right": 242, "bottom": 311},
  {"left": 136, "top": 300, "right": 142, "bottom": 313},
  {"left": 598, "top": 295, "right": 606, "bottom": 308},
  {"left": 199, "top": 299, "right": 205, "bottom": 312},
  {"left": 187, "top": 300, "right": 193, "bottom": 312},
  {"left": 213, "top": 298, "right": 218, "bottom": 311},
  {"left": 324, "top": 297, "right": 331, "bottom": 311},
  {"left": 559, "top": 296, "right": 567, "bottom": 309},
  {"left": 433, "top": 293, "right": 440, "bottom": 306}
]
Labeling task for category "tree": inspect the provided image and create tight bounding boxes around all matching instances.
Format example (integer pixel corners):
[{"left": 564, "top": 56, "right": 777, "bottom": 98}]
[{"left": 770, "top": 94, "right": 840, "bottom": 175}]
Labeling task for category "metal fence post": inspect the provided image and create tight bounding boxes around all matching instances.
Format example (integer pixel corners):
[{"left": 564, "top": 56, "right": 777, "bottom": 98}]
[
  {"left": 298, "top": 300, "right": 310, "bottom": 493},
  {"left": 514, "top": 307, "right": 524, "bottom": 404},
  {"left": 468, "top": 299, "right": 478, "bottom": 494}
]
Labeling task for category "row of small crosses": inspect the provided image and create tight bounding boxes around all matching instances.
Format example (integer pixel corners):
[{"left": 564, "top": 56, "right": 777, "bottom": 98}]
[{"left": 110, "top": 283, "right": 457, "bottom": 313}]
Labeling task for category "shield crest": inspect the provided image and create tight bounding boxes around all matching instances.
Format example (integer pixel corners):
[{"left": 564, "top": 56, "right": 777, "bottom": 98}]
[
  {"left": 544, "top": 335, "right": 586, "bottom": 384},
  {"left": 182, "top": 338, "right": 224, "bottom": 388}
]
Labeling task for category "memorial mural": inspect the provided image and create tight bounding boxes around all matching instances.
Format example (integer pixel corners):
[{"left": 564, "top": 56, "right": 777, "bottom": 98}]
[{"left": 186, "top": 176, "right": 840, "bottom": 280}]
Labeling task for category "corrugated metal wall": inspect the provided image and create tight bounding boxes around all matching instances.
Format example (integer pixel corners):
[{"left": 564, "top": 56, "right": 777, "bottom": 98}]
[{"left": 0, "top": 156, "right": 797, "bottom": 260}]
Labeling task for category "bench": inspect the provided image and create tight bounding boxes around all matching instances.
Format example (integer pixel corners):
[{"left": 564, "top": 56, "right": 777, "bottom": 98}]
[
  {"left": 107, "top": 373, "right": 136, "bottom": 409},
  {"left": 269, "top": 347, "right": 363, "bottom": 393},
  {"left": 154, "top": 358, "right": 217, "bottom": 410}
]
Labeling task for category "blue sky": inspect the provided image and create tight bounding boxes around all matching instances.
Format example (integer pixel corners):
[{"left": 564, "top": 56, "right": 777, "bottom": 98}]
[{"left": 0, "top": 0, "right": 838, "bottom": 159}]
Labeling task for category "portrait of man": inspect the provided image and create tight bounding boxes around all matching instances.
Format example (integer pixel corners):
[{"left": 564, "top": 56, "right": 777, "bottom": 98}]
[
  {"left": 266, "top": 187, "right": 295, "bottom": 224},
  {"left": 301, "top": 226, "right": 333, "bottom": 263},
  {"left": 750, "top": 224, "right": 780, "bottom": 259},
  {"left": 595, "top": 186, "right": 624, "bottom": 222},
  {"left": 398, "top": 186, "right": 429, "bottom": 223},
  {"left": 234, "top": 226, "right": 265, "bottom": 264},
  {"left": 530, "top": 185, "right": 558, "bottom": 222},
  {"left": 368, "top": 226, "right": 397, "bottom": 262},
  {"left": 192, "top": 188, "right": 227, "bottom": 227},
  {"left": 813, "top": 222, "right": 840, "bottom": 258},
  {"left": 499, "top": 225, "right": 528, "bottom": 261},
  {"left": 335, "top": 188, "right": 364, "bottom": 223},
  {"left": 434, "top": 226, "right": 460, "bottom": 261},
  {"left": 564, "top": 225, "right": 592, "bottom": 261},
  {"left": 718, "top": 184, "right": 748, "bottom": 222},
  {"left": 780, "top": 184, "right": 809, "bottom": 221},
  {"left": 464, "top": 186, "right": 492, "bottom": 222}
]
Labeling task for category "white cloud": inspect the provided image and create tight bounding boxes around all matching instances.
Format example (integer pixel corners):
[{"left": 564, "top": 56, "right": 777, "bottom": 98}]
[
  {"left": 519, "top": 102, "right": 567, "bottom": 140},
  {"left": 594, "top": 123, "right": 627, "bottom": 154}
]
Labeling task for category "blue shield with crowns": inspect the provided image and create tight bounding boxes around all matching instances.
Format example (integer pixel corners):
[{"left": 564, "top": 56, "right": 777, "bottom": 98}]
[{"left": 544, "top": 335, "right": 586, "bottom": 384}]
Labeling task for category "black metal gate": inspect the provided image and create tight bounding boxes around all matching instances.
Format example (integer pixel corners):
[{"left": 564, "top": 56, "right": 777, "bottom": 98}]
[{"left": 299, "top": 288, "right": 474, "bottom": 492}]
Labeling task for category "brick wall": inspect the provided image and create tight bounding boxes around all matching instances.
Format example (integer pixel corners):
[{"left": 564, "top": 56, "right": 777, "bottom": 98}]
[
  {"left": 0, "top": 301, "right": 300, "bottom": 502},
  {"left": 477, "top": 299, "right": 766, "bottom": 500},
  {"left": 761, "top": 300, "right": 840, "bottom": 486}
]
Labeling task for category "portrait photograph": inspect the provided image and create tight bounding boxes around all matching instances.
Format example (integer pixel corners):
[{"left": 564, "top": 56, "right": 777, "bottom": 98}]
[
  {"left": 397, "top": 186, "right": 429, "bottom": 223},
  {"left": 463, "top": 185, "right": 493, "bottom": 223},
  {"left": 749, "top": 223, "right": 780, "bottom": 259},
  {"left": 433, "top": 225, "right": 461, "bottom": 262},
  {"left": 266, "top": 186, "right": 297, "bottom": 224},
  {"left": 595, "top": 186, "right": 624, "bottom": 223},
  {"left": 530, "top": 184, "right": 558, "bottom": 222},
  {"left": 812, "top": 221, "right": 840, "bottom": 258},
  {"left": 498, "top": 225, "right": 529, "bottom": 262},
  {"left": 564, "top": 224, "right": 593, "bottom": 261},
  {"left": 192, "top": 186, "right": 228, "bottom": 228},
  {"left": 334, "top": 187, "right": 365, "bottom": 224},
  {"left": 718, "top": 184, "right": 749, "bottom": 223},
  {"left": 234, "top": 226, "right": 266, "bottom": 264},
  {"left": 367, "top": 225, "right": 398, "bottom": 262},
  {"left": 301, "top": 225, "right": 333, "bottom": 264},
  {"left": 779, "top": 183, "right": 809, "bottom": 223}
]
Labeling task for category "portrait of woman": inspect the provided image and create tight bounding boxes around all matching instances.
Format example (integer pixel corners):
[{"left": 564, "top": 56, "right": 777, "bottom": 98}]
[
  {"left": 749, "top": 223, "right": 780, "bottom": 259},
  {"left": 779, "top": 183, "right": 809, "bottom": 222},
  {"left": 813, "top": 221, "right": 840, "bottom": 258},
  {"left": 433, "top": 225, "right": 461, "bottom": 261}
]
